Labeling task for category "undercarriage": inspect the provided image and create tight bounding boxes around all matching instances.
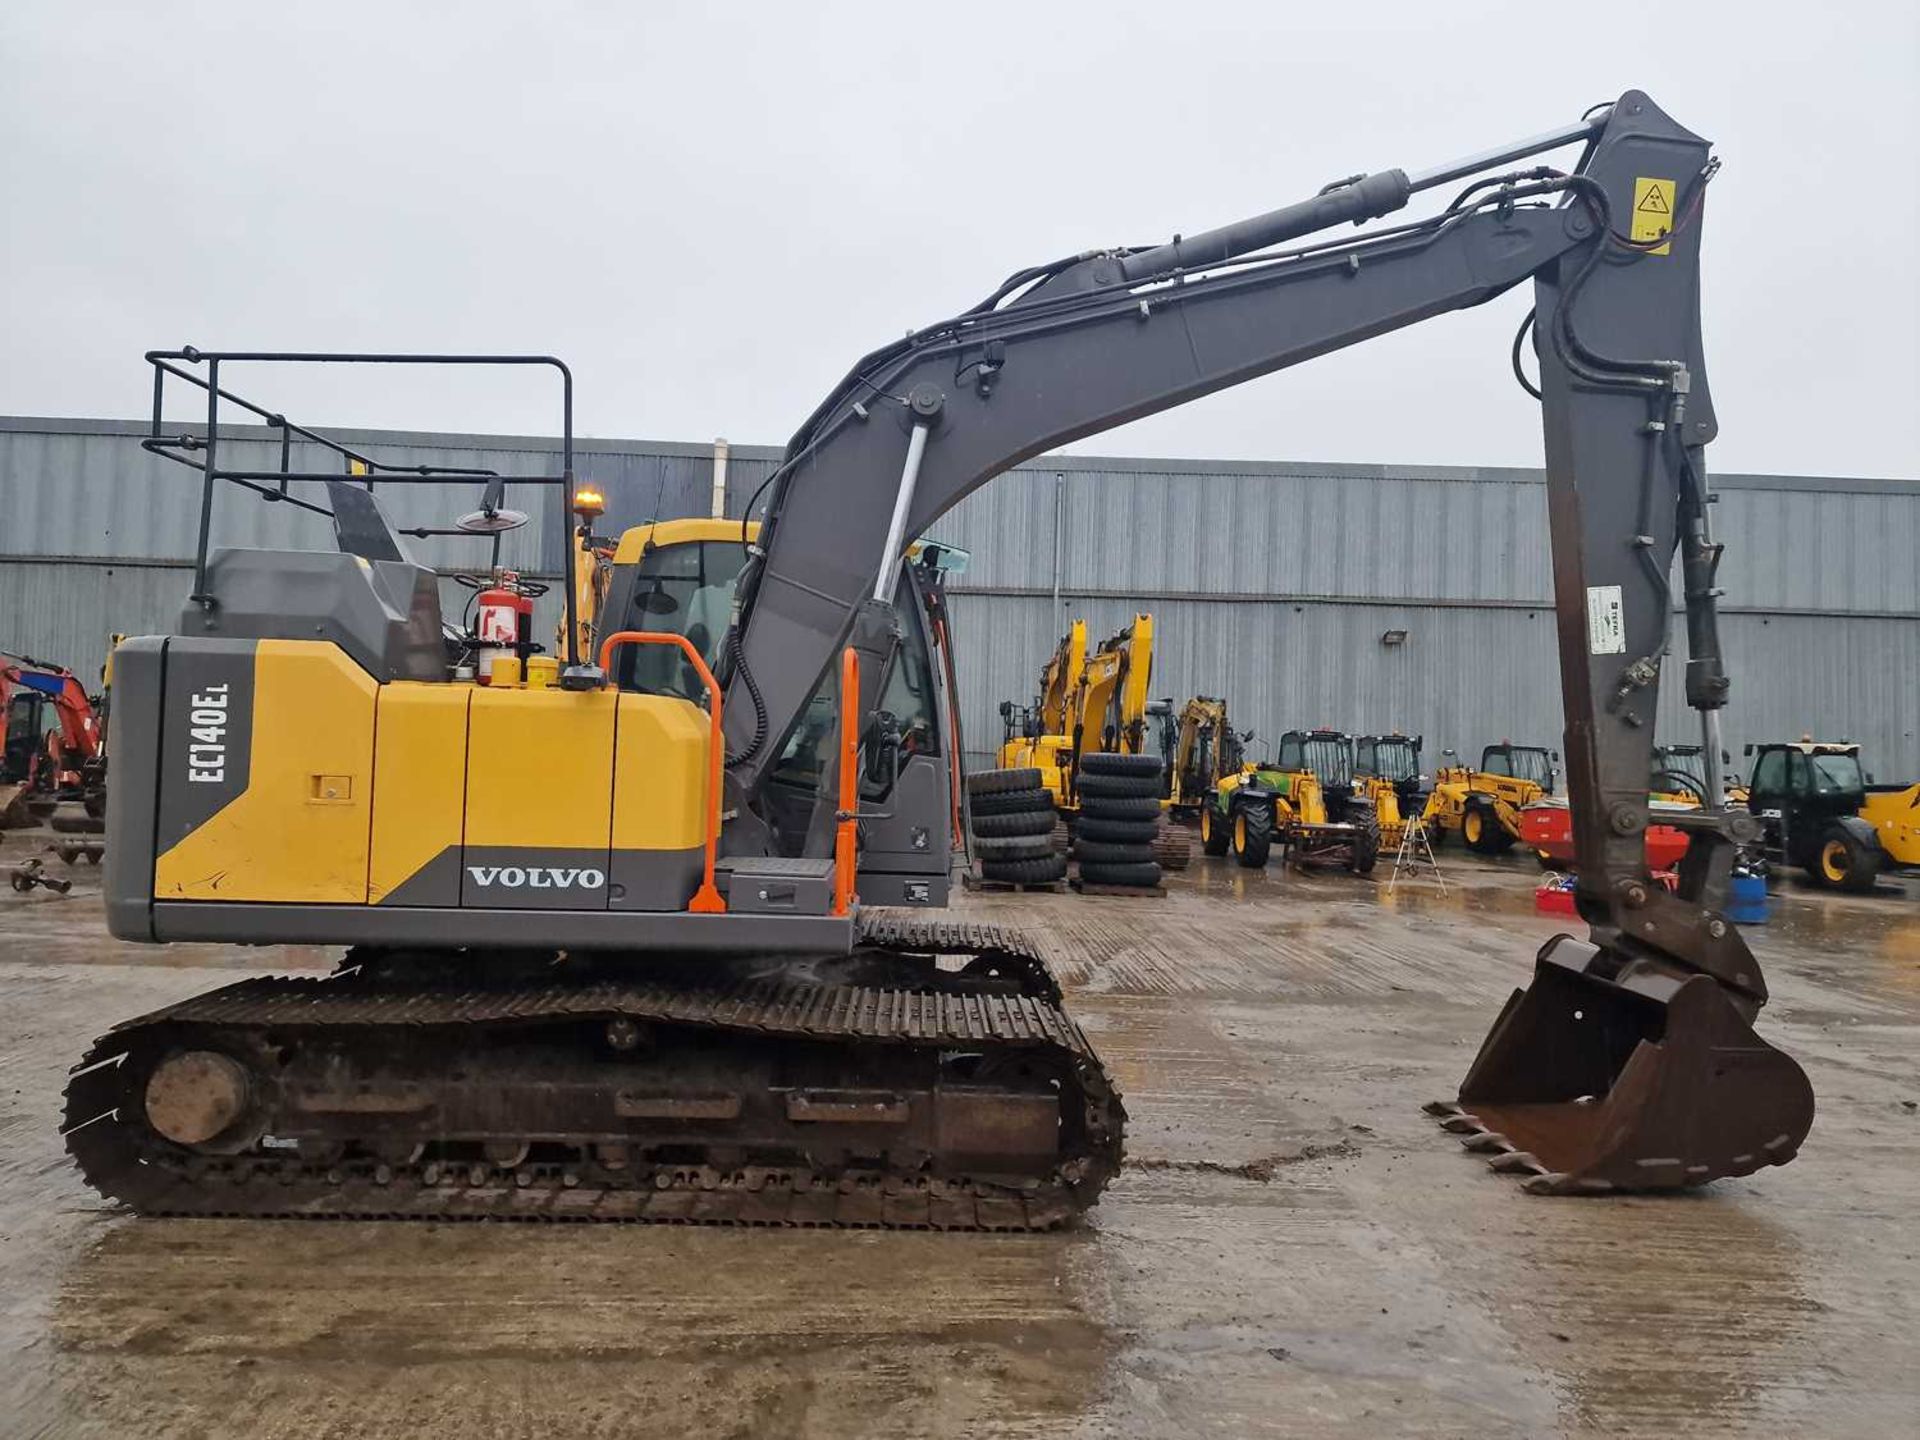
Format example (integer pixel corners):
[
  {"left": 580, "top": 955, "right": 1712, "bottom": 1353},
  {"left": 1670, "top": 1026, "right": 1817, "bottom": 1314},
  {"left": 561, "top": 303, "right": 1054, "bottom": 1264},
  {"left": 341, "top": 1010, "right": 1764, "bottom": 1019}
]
[{"left": 64, "top": 917, "right": 1124, "bottom": 1230}]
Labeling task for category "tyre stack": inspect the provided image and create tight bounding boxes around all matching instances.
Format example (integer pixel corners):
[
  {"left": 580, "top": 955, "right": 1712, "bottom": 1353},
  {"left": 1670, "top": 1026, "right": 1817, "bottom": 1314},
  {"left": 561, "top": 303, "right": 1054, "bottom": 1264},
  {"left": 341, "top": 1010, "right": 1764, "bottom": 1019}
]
[
  {"left": 1073, "top": 753, "right": 1166, "bottom": 890},
  {"left": 967, "top": 767, "right": 1068, "bottom": 889}
]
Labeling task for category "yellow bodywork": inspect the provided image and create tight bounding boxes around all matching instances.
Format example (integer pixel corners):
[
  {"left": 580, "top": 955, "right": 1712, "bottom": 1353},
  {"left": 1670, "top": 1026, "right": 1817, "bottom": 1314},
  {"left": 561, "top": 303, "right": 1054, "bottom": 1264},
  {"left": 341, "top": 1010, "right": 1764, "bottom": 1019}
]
[
  {"left": 1005, "top": 614, "right": 1155, "bottom": 812},
  {"left": 157, "top": 639, "right": 710, "bottom": 908},
  {"left": 998, "top": 621, "right": 1087, "bottom": 802},
  {"left": 1420, "top": 765, "right": 1543, "bottom": 845},
  {"left": 156, "top": 641, "right": 376, "bottom": 902},
  {"left": 1860, "top": 783, "right": 1920, "bottom": 864}
]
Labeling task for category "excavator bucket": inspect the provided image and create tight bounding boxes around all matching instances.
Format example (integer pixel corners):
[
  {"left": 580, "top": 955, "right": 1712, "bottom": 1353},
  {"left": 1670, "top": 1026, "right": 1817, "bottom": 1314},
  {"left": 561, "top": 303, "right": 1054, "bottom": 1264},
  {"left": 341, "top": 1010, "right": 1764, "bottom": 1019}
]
[
  {"left": 0, "top": 783, "right": 30, "bottom": 831},
  {"left": 1427, "top": 939, "right": 1815, "bottom": 1194}
]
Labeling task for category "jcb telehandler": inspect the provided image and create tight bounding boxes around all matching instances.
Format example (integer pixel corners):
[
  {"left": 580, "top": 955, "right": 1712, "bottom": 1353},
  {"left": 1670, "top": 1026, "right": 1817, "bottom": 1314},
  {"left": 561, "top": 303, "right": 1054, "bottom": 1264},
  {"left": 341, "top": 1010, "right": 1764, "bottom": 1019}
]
[
  {"left": 1743, "top": 739, "right": 1920, "bottom": 892},
  {"left": 1422, "top": 742, "right": 1557, "bottom": 854},
  {"left": 71, "top": 91, "right": 1811, "bottom": 1220}
]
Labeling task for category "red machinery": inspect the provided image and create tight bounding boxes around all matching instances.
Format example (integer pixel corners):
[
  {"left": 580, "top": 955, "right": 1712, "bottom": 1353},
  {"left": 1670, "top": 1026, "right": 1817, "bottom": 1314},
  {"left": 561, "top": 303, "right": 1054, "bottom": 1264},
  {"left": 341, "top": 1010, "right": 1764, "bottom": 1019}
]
[
  {"left": 1520, "top": 797, "right": 1691, "bottom": 871},
  {"left": 2, "top": 654, "right": 105, "bottom": 823}
]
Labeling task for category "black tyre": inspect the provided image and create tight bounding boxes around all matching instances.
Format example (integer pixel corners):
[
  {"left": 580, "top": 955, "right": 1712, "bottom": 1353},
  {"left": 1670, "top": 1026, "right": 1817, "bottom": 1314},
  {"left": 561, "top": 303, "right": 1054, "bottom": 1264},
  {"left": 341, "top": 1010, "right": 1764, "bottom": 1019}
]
[
  {"left": 1074, "top": 815, "right": 1157, "bottom": 845},
  {"left": 1073, "top": 839, "right": 1155, "bottom": 866},
  {"left": 970, "top": 809, "right": 1055, "bottom": 839},
  {"left": 967, "top": 768, "right": 1043, "bottom": 796},
  {"left": 1075, "top": 771, "right": 1161, "bottom": 801},
  {"left": 1079, "top": 861, "right": 1162, "bottom": 888},
  {"left": 1077, "top": 795, "right": 1162, "bottom": 822},
  {"left": 971, "top": 787, "right": 1053, "bottom": 816},
  {"left": 1462, "top": 804, "right": 1511, "bottom": 855},
  {"left": 1813, "top": 826, "right": 1881, "bottom": 894},
  {"left": 982, "top": 854, "right": 1068, "bottom": 885},
  {"left": 975, "top": 836, "right": 1058, "bottom": 863},
  {"left": 1078, "top": 752, "right": 1164, "bottom": 779},
  {"left": 1199, "top": 805, "right": 1230, "bottom": 856},
  {"left": 1349, "top": 821, "right": 1380, "bottom": 876},
  {"left": 1231, "top": 803, "right": 1273, "bottom": 869}
]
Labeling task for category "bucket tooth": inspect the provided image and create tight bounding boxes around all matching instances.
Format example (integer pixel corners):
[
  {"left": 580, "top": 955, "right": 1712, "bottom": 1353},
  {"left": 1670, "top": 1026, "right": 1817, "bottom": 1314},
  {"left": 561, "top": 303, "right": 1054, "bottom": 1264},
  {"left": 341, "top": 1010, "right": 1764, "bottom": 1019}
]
[
  {"left": 1438, "top": 1114, "right": 1486, "bottom": 1135},
  {"left": 1422, "top": 1100, "right": 1463, "bottom": 1118},
  {"left": 1487, "top": 1150, "right": 1545, "bottom": 1175},
  {"left": 1460, "top": 1132, "right": 1515, "bottom": 1154}
]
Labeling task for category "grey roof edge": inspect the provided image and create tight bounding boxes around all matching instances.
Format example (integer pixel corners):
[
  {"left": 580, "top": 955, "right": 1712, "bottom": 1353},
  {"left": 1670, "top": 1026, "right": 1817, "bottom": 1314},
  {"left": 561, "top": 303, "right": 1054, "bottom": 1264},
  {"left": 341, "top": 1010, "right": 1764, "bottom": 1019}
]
[{"left": 3, "top": 415, "right": 1916, "bottom": 495}]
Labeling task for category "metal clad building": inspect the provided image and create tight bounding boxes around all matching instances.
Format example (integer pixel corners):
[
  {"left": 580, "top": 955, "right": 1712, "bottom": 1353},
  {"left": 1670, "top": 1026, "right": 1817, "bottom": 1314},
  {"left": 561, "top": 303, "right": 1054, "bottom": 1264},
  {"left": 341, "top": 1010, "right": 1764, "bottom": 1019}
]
[{"left": 4, "top": 416, "right": 1915, "bottom": 778}]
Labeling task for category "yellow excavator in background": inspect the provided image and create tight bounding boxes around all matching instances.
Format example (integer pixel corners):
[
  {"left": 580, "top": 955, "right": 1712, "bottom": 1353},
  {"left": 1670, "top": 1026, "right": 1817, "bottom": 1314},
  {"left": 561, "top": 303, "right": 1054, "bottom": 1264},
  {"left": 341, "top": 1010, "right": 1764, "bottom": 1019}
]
[
  {"left": 1422, "top": 741, "right": 1557, "bottom": 855},
  {"left": 997, "top": 620, "right": 1087, "bottom": 804},
  {"left": 1060, "top": 615, "right": 1155, "bottom": 806}
]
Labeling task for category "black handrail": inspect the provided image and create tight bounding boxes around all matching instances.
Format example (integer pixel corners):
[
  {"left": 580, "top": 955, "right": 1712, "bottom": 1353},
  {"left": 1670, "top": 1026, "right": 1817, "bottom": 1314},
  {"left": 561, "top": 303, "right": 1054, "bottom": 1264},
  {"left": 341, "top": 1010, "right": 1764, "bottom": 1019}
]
[{"left": 142, "top": 348, "right": 581, "bottom": 670}]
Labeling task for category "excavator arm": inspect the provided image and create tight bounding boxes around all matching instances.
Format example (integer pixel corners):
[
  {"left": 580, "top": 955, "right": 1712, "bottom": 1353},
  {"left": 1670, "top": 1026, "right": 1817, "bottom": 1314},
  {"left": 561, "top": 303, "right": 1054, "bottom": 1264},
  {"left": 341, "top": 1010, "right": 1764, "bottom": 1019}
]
[{"left": 726, "top": 89, "right": 1811, "bottom": 1193}]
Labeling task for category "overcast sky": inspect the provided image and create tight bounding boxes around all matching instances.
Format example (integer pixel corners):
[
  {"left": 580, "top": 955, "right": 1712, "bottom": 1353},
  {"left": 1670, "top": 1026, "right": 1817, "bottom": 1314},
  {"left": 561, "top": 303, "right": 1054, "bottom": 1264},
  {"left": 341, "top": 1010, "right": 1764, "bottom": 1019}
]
[{"left": 3, "top": 2, "right": 1914, "bottom": 477}]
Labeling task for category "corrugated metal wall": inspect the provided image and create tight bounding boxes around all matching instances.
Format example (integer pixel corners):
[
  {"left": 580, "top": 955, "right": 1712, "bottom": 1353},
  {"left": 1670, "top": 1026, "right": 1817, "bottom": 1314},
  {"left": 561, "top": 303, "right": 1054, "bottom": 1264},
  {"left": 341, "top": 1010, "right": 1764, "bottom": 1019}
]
[{"left": 5, "top": 417, "right": 1916, "bottom": 777}]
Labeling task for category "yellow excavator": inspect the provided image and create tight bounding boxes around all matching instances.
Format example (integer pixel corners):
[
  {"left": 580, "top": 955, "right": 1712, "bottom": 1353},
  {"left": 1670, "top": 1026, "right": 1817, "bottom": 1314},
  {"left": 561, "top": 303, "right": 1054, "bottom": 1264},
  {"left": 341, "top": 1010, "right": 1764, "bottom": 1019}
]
[
  {"left": 997, "top": 620, "right": 1086, "bottom": 803},
  {"left": 70, "top": 92, "right": 1813, "bottom": 1220},
  {"left": 1422, "top": 742, "right": 1557, "bottom": 855},
  {"left": 998, "top": 615, "right": 1154, "bottom": 814}
]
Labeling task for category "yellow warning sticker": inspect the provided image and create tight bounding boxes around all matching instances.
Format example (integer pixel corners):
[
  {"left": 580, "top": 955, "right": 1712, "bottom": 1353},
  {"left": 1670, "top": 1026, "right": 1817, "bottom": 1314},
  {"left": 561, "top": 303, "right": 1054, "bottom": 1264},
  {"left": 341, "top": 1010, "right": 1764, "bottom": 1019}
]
[{"left": 1631, "top": 176, "right": 1676, "bottom": 256}]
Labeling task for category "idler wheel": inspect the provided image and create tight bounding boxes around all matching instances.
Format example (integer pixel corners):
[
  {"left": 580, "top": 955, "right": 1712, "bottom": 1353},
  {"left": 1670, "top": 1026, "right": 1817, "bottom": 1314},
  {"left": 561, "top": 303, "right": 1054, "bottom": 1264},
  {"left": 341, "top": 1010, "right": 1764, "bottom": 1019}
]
[{"left": 144, "top": 1050, "right": 251, "bottom": 1147}]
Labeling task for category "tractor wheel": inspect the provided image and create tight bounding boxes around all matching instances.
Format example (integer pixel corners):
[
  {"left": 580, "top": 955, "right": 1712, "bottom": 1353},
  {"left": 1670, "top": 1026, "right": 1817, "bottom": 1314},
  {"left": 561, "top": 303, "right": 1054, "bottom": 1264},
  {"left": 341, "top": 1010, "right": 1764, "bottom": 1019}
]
[
  {"left": 1075, "top": 771, "right": 1162, "bottom": 801},
  {"left": 970, "top": 787, "right": 1053, "bottom": 817},
  {"left": 1463, "top": 804, "right": 1510, "bottom": 855},
  {"left": 966, "top": 768, "right": 1043, "bottom": 796},
  {"left": 1075, "top": 816, "right": 1157, "bottom": 846},
  {"left": 1078, "top": 752, "right": 1164, "bottom": 779},
  {"left": 1349, "top": 821, "right": 1380, "bottom": 876},
  {"left": 970, "top": 809, "right": 1055, "bottom": 839},
  {"left": 981, "top": 854, "right": 1068, "bottom": 886},
  {"left": 1078, "top": 861, "right": 1162, "bottom": 888},
  {"left": 1078, "top": 795, "right": 1162, "bottom": 822},
  {"left": 1814, "top": 827, "right": 1881, "bottom": 894},
  {"left": 1199, "top": 806, "right": 1230, "bottom": 856},
  {"left": 973, "top": 835, "right": 1058, "bottom": 863},
  {"left": 1073, "top": 839, "right": 1155, "bottom": 867},
  {"left": 1231, "top": 803, "right": 1273, "bottom": 869}
]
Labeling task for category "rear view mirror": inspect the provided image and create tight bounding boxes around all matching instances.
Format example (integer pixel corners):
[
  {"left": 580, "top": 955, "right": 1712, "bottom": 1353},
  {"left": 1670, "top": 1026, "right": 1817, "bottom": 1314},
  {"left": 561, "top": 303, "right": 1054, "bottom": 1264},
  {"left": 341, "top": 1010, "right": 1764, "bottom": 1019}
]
[{"left": 1744, "top": 743, "right": 1755, "bottom": 756}]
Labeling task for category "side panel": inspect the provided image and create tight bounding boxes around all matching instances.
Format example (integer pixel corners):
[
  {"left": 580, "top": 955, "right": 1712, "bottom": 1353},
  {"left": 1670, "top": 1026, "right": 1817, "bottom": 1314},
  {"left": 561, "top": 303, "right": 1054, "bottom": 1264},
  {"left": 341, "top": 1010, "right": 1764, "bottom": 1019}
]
[
  {"left": 463, "top": 687, "right": 615, "bottom": 909},
  {"left": 102, "top": 636, "right": 167, "bottom": 941},
  {"left": 154, "top": 640, "right": 376, "bottom": 903},
  {"left": 370, "top": 683, "right": 473, "bottom": 906},
  {"left": 609, "top": 692, "right": 707, "bottom": 911}
]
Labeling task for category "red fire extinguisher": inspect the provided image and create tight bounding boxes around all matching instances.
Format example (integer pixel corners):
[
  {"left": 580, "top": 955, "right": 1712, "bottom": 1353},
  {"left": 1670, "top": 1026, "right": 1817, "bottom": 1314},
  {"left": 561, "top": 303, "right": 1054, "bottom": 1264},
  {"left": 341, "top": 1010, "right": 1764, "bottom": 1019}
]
[{"left": 475, "top": 571, "right": 535, "bottom": 682}]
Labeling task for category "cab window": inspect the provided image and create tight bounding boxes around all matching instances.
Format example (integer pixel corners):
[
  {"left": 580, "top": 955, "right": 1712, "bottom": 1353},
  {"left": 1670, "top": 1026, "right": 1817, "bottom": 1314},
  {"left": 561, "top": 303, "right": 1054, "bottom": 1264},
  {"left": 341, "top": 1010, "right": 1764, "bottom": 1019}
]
[{"left": 613, "top": 540, "right": 749, "bottom": 702}]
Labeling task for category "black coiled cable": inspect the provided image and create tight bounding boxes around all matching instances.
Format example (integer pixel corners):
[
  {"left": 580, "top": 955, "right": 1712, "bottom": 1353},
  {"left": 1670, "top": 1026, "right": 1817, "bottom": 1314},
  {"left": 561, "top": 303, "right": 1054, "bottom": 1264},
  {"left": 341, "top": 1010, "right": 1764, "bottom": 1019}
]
[{"left": 723, "top": 627, "right": 768, "bottom": 768}]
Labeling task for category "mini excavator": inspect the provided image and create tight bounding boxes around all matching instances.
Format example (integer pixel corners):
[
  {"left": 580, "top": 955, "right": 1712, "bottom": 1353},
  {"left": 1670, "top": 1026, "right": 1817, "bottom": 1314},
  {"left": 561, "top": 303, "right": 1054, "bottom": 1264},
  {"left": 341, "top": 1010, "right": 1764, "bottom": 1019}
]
[{"left": 67, "top": 90, "right": 1811, "bottom": 1223}]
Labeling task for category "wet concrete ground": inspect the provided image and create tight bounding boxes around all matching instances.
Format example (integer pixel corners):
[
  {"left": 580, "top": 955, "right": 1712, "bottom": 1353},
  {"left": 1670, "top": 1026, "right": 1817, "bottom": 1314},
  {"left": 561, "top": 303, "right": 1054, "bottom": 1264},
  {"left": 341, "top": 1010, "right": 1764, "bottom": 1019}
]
[{"left": 1, "top": 831, "right": 1915, "bottom": 1438}]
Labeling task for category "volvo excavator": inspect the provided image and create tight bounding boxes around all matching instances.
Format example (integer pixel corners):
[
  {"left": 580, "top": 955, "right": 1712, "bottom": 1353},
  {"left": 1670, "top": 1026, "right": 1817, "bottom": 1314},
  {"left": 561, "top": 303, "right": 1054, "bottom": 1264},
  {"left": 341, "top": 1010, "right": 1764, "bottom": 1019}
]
[{"left": 67, "top": 90, "right": 1812, "bottom": 1222}]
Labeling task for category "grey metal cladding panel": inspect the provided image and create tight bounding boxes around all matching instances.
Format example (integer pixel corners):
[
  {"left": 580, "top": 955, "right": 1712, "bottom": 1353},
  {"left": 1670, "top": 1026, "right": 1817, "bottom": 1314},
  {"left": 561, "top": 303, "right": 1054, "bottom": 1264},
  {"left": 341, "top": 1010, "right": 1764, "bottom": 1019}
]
[
  {"left": 1655, "top": 612, "right": 1920, "bottom": 778},
  {"left": 936, "top": 469, "right": 1059, "bottom": 590},
  {"left": 0, "top": 559, "right": 193, "bottom": 688}
]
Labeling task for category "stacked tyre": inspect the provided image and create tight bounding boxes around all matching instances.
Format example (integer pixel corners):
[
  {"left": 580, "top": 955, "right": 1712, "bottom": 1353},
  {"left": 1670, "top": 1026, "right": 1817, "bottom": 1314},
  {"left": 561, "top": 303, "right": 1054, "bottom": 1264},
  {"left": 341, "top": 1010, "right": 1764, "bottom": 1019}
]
[
  {"left": 967, "top": 767, "right": 1068, "bottom": 887},
  {"left": 1073, "top": 753, "right": 1165, "bottom": 889}
]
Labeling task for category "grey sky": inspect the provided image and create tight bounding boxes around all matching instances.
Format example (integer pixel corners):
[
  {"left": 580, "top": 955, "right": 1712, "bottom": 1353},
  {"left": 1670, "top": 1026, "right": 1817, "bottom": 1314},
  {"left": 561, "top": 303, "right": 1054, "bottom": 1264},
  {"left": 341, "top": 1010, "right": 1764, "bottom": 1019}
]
[{"left": 3, "top": 1, "right": 1914, "bottom": 478}]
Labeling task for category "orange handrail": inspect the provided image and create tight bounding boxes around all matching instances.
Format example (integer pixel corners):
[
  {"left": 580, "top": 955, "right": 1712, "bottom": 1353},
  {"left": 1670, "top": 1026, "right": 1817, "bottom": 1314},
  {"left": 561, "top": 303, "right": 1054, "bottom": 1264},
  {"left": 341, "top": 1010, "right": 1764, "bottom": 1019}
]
[
  {"left": 834, "top": 648, "right": 860, "bottom": 916},
  {"left": 597, "top": 631, "right": 726, "bottom": 914}
]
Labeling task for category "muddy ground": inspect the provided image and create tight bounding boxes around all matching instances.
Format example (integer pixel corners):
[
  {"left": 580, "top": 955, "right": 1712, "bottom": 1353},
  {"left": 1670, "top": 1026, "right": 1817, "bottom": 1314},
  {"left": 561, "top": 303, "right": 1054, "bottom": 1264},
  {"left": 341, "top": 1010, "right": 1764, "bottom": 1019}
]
[{"left": 1, "top": 833, "right": 1914, "bottom": 1438}]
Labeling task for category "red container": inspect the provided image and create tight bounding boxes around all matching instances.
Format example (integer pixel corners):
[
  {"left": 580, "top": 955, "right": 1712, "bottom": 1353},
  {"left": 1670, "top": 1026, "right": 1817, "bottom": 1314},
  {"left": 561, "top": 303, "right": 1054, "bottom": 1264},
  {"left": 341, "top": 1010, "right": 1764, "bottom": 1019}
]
[{"left": 1520, "top": 799, "right": 1691, "bottom": 870}]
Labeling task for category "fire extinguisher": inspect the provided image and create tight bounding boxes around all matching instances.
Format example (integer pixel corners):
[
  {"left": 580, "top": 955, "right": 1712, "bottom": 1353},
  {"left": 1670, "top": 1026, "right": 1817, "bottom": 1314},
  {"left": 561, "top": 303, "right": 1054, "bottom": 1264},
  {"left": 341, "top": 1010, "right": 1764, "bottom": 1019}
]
[{"left": 474, "top": 571, "right": 535, "bottom": 682}]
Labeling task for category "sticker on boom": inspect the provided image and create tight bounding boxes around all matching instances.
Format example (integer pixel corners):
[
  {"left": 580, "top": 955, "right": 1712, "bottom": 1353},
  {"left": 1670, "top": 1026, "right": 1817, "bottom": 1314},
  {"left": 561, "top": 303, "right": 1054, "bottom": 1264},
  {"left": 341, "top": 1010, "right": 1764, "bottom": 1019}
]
[{"left": 1632, "top": 176, "right": 1675, "bottom": 256}]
